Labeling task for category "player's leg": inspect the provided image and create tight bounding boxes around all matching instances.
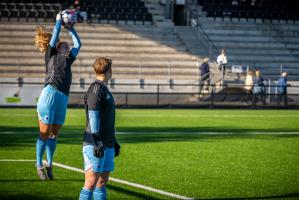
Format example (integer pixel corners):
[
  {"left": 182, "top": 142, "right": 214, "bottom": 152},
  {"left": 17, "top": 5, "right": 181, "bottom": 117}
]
[
  {"left": 36, "top": 85, "right": 56, "bottom": 180},
  {"left": 45, "top": 124, "right": 62, "bottom": 180},
  {"left": 94, "top": 172, "right": 110, "bottom": 200},
  {"left": 36, "top": 120, "right": 52, "bottom": 180},
  {"left": 80, "top": 169, "right": 101, "bottom": 200},
  {"left": 80, "top": 145, "right": 103, "bottom": 200},
  {"left": 94, "top": 147, "right": 115, "bottom": 200},
  {"left": 45, "top": 90, "right": 68, "bottom": 179}
]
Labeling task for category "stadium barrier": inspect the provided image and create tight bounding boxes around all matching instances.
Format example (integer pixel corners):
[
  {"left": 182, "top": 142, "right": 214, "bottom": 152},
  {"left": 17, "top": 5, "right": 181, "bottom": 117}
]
[{"left": 0, "top": 81, "right": 298, "bottom": 108}]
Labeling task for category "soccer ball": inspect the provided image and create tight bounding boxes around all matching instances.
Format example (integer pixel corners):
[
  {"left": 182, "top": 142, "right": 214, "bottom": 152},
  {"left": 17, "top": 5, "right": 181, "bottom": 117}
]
[{"left": 61, "top": 9, "right": 76, "bottom": 27}]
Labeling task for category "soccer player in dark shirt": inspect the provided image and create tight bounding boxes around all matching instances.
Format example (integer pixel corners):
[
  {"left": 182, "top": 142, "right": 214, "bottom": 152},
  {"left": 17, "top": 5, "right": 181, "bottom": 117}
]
[
  {"left": 34, "top": 12, "right": 81, "bottom": 180},
  {"left": 79, "top": 57, "right": 120, "bottom": 200}
]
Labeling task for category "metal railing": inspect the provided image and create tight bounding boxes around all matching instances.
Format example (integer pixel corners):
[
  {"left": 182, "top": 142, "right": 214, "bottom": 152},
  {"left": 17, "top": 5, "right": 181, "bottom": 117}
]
[{"left": 1, "top": 81, "right": 298, "bottom": 107}]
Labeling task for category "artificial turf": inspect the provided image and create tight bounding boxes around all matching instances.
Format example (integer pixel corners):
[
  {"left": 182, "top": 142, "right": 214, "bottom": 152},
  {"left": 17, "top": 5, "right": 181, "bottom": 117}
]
[{"left": 0, "top": 108, "right": 298, "bottom": 199}]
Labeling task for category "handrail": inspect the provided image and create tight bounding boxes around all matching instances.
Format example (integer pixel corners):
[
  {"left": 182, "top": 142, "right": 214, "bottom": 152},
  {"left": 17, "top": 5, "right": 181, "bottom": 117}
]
[{"left": 189, "top": 9, "right": 219, "bottom": 59}]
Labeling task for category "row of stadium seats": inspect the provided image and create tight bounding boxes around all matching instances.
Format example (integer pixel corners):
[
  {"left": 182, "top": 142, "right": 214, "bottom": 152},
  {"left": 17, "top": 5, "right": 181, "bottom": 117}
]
[
  {"left": 199, "top": 0, "right": 299, "bottom": 22},
  {"left": 0, "top": 0, "right": 62, "bottom": 3},
  {"left": 0, "top": 9, "right": 56, "bottom": 22},
  {"left": 86, "top": 6, "right": 149, "bottom": 15},
  {"left": 0, "top": 0, "right": 153, "bottom": 25},
  {"left": 198, "top": 0, "right": 299, "bottom": 7},
  {"left": 80, "top": 0, "right": 152, "bottom": 25},
  {"left": 91, "top": 13, "right": 153, "bottom": 25},
  {"left": 0, "top": 3, "right": 61, "bottom": 12},
  {"left": 81, "top": 1, "right": 145, "bottom": 8}
]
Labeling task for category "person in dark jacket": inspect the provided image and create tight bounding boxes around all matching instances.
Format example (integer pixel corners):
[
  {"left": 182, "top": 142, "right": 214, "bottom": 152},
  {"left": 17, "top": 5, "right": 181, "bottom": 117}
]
[
  {"left": 199, "top": 57, "right": 210, "bottom": 93},
  {"left": 277, "top": 72, "right": 288, "bottom": 106}
]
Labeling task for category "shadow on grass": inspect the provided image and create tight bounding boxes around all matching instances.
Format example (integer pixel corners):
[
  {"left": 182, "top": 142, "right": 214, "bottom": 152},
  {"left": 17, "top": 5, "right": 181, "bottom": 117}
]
[
  {"left": 0, "top": 126, "right": 298, "bottom": 148},
  {"left": 0, "top": 179, "right": 82, "bottom": 183},
  {"left": 195, "top": 192, "right": 299, "bottom": 200},
  {"left": 107, "top": 184, "right": 162, "bottom": 200}
]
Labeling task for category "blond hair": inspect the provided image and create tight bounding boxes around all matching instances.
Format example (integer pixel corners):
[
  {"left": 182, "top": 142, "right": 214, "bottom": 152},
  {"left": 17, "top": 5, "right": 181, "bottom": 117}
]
[
  {"left": 35, "top": 26, "right": 52, "bottom": 53},
  {"left": 93, "top": 57, "right": 112, "bottom": 75}
]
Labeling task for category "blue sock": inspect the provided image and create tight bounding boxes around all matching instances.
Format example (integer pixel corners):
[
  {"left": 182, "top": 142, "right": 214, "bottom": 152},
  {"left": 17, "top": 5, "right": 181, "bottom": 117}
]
[
  {"left": 93, "top": 187, "right": 107, "bottom": 200},
  {"left": 79, "top": 188, "right": 93, "bottom": 200},
  {"left": 46, "top": 137, "right": 57, "bottom": 166},
  {"left": 36, "top": 137, "right": 46, "bottom": 168}
]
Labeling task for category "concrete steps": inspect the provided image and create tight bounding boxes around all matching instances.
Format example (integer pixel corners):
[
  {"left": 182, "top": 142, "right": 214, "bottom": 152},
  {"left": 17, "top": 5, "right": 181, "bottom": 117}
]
[{"left": 0, "top": 22, "right": 202, "bottom": 84}]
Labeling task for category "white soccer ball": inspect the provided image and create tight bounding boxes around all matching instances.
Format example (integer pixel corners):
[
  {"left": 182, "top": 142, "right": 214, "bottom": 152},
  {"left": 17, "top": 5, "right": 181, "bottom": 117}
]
[{"left": 61, "top": 9, "right": 76, "bottom": 27}]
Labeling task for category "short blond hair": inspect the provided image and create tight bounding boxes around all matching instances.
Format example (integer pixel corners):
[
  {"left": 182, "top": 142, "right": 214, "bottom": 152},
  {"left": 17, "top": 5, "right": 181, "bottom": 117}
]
[
  {"left": 35, "top": 26, "right": 52, "bottom": 53},
  {"left": 93, "top": 57, "right": 112, "bottom": 75}
]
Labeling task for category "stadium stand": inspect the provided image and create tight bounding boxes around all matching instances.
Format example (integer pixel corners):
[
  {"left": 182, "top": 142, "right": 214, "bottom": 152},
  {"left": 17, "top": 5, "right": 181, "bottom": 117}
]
[
  {"left": 0, "top": 23, "right": 201, "bottom": 86},
  {"left": 198, "top": 0, "right": 299, "bottom": 23},
  {"left": 189, "top": 0, "right": 299, "bottom": 82},
  {"left": 0, "top": 0, "right": 299, "bottom": 104},
  {"left": 0, "top": 0, "right": 153, "bottom": 25}
]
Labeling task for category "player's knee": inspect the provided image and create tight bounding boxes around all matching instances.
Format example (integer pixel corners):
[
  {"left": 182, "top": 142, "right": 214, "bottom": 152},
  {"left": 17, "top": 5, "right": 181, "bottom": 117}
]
[
  {"left": 96, "top": 181, "right": 106, "bottom": 188},
  {"left": 84, "top": 178, "right": 97, "bottom": 190},
  {"left": 39, "top": 131, "right": 51, "bottom": 140}
]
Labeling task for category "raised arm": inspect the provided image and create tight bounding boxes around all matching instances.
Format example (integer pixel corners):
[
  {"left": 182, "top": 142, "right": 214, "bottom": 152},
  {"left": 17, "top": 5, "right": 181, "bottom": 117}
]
[
  {"left": 68, "top": 28, "right": 81, "bottom": 58},
  {"left": 49, "top": 16, "right": 62, "bottom": 48}
]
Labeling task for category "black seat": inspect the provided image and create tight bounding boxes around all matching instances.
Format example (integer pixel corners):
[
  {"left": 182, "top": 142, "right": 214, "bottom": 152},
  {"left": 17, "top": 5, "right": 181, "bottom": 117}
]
[
  {"left": 24, "top": 3, "right": 34, "bottom": 11},
  {"left": 144, "top": 13, "right": 152, "bottom": 22},
  {"left": 7, "top": 3, "right": 16, "bottom": 10},
  {"left": 18, "top": 9, "right": 27, "bottom": 18},
  {"left": 9, "top": 9, "right": 19, "bottom": 19}
]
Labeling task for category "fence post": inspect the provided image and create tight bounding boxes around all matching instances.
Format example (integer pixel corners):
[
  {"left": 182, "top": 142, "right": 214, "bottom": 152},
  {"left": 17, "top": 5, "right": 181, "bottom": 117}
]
[
  {"left": 125, "top": 93, "right": 128, "bottom": 107},
  {"left": 168, "top": 61, "right": 171, "bottom": 80},
  {"left": 157, "top": 84, "right": 160, "bottom": 105},
  {"left": 210, "top": 84, "right": 214, "bottom": 107},
  {"left": 17, "top": 57, "right": 20, "bottom": 79},
  {"left": 268, "top": 79, "right": 271, "bottom": 103},
  {"left": 138, "top": 61, "right": 142, "bottom": 80}
]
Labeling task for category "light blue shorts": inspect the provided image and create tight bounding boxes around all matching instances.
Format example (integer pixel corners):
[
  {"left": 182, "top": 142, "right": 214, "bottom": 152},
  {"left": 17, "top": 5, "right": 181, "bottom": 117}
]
[
  {"left": 83, "top": 145, "right": 115, "bottom": 173},
  {"left": 37, "top": 85, "right": 68, "bottom": 125}
]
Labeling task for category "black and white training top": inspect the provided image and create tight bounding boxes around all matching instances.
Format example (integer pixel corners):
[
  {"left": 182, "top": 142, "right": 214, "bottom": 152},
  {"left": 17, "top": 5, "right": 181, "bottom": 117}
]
[{"left": 83, "top": 80, "right": 116, "bottom": 148}]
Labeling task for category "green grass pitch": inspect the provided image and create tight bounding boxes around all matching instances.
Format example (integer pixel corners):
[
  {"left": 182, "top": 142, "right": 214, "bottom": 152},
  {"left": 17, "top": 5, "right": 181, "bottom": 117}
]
[{"left": 0, "top": 108, "right": 299, "bottom": 199}]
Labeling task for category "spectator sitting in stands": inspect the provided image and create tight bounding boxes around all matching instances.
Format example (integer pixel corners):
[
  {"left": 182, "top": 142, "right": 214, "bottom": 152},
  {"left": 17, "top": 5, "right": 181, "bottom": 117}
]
[
  {"left": 277, "top": 71, "right": 288, "bottom": 106},
  {"left": 69, "top": 0, "right": 88, "bottom": 23},
  {"left": 252, "top": 69, "right": 266, "bottom": 107},
  {"left": 243, "top": 70, "right": 254, "bottom": 104},
  {"left": 217, "top": 49, "right": 228, "bottom": 79},
  {"left": 199, "top": 57, "right": 210, "bottom": 93}
]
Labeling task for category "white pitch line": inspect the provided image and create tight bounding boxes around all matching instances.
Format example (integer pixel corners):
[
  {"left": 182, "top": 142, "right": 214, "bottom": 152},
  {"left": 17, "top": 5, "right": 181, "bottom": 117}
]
[
  {"left": 1, "top": 113, "right": 299, "bottom": 118},
  {"left": 1, "top": 131, "right": 299, "bottom": 135},
  {"left": 0, "top": 159, "right": 193, "bottom": 200}
]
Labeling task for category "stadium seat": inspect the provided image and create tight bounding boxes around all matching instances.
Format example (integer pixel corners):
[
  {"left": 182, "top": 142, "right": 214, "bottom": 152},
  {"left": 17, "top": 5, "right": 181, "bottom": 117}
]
[
  {"left": 7, "top": 3, "right": 16, "bottom": 10},
  {"left": 9, "top": 9, "right": 19, "bottom": 21},
  {"left": 99, "top": 12, "right": 108, "bottom": 24},
  {"left": 18, "top": 9, "right": 27, "bottom": 20},
  {"left": 0, "top": 9, "right": 9, "bottom": 21},
  {"left": 135, "top": 14, "right": 143, "bottom": 25},
  {"left": 109, "top": 13, "right": 117, "bottom": 24},
  {"left": 24, "top": 3, "right": 34, "bottom": 11},
  {"left": 144, "top": 13, "right": 153, "bottom": 25},
  {"left": 126, "top": 13, "right": 135, "bottom": 25},
  {"left": 27, "top": 10, "right": 37, "bottom": 22}
]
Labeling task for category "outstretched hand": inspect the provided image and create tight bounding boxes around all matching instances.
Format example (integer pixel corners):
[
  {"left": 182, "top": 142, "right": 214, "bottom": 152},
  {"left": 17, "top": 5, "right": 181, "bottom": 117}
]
[{"left": 56, "top": 11, "right": 62, "bottom": 21}]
